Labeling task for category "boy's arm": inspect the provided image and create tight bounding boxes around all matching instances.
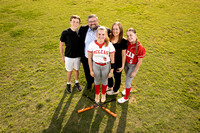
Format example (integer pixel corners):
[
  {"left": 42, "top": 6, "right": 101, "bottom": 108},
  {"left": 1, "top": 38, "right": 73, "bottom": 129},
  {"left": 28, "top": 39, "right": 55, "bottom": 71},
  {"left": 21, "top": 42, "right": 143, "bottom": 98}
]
[{"left": 59, "top": 41, "right": 65, "bottom": 63}]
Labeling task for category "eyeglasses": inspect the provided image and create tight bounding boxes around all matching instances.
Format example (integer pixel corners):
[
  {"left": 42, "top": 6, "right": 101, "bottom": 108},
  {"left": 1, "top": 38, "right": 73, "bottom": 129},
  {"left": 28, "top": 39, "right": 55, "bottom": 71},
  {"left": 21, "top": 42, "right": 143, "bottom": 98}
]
[{"left": 88, "top": 20, "right": 97, "bottom": 23}]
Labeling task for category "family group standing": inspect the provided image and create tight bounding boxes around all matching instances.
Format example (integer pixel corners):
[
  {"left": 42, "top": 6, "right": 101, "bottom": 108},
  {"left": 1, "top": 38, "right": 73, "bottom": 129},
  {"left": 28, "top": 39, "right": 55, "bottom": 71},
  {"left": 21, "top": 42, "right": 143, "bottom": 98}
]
[{"left": 59, "top": 14, "right": 145, "bottom": 103}]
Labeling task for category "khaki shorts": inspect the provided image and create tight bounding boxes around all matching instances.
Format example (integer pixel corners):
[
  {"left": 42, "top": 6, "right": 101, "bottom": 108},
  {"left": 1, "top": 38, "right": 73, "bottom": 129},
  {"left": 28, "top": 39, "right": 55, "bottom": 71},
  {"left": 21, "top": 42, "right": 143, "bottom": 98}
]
[{"left": 65, "top": 57, "right": 81, "bottom": 71}]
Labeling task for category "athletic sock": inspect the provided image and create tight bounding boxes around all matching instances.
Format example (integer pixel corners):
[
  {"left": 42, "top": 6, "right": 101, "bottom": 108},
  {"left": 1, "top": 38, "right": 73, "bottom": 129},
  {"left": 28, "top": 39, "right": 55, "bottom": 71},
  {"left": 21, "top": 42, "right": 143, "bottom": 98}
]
[
  {"left": 124, "top": 87, "right": 131, "bottom": 100},
  {"left": 102, "top": 84, "right": 107, "bottom": 95},
  {"left": 67, "top": 82, "right": 71, "bottom": 85},
  {"left": 75, "top": 80, "right": 79, "bottom": 84},
  {"left": 95, "top": 84, "right": 100, "bottom": 94}
]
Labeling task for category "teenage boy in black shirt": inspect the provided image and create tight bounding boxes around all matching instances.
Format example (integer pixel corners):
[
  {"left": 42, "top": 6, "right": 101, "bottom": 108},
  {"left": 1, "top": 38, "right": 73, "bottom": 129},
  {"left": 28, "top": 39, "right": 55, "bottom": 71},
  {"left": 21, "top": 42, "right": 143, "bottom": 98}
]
[{"left": 59, "top": 15, "right": 82, "bottom": 93}]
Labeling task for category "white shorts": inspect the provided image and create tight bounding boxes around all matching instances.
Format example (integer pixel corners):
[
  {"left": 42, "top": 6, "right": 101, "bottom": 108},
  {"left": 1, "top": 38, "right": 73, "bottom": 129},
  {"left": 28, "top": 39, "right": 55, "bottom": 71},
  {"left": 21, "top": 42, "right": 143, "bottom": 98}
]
[{"left": 65, "top": 57, "right": 81, "bottom": 71}]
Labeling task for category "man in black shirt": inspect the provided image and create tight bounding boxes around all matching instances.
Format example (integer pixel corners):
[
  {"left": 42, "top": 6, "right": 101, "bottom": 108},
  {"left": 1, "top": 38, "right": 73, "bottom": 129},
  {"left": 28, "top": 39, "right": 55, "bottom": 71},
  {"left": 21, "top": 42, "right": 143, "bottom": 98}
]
[{"left": 59, "top": 15, "right": 82, "bottom": 93}]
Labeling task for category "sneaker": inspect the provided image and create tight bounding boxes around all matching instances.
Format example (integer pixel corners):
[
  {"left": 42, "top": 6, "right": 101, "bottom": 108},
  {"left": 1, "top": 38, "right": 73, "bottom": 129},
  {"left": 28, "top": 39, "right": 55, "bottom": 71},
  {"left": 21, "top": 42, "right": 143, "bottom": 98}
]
[
  {"left": 66, "top": 84, "right": 71, "bottom": 93},
  {"left": 107, "top": 90, "right": 119, "bottom": 95},
  {"left": 117, "top": 97, "right": 128, "bottom": 103},
  {"left": 101, "top": 94, "right": 106, "bottom": 103},
  {"left": 106, "top": 87, "right": 113, "bottom": 91},
  {"left": 122, "top": 89, "right": 132, "bottom": 95},
  {"left": 95, "top": 94, "right": 100, "bottom": 103},
  {"left": 75, "top": 83, "right": 82, "bottom": 91}
]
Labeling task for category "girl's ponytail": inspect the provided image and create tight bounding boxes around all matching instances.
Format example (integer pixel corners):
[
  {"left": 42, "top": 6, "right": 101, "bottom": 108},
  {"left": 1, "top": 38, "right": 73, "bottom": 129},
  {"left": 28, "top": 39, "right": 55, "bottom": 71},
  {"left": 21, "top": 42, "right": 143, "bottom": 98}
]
[
  {"left": 127, "top": 28, "right": 138, "bottom": 55},
  {"left": 135, "top": 38, "right": 138, "bottom": 56},
  {"left": 104, "top": 35, "right": 110, "bottom": 47}
]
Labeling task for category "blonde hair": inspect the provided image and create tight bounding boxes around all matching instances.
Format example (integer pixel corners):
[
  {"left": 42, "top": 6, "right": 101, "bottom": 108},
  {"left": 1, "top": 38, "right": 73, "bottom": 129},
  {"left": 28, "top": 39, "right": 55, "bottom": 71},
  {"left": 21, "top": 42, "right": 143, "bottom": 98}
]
[{"left": 97, "top": 26, "right": 110, "bottom": 47}]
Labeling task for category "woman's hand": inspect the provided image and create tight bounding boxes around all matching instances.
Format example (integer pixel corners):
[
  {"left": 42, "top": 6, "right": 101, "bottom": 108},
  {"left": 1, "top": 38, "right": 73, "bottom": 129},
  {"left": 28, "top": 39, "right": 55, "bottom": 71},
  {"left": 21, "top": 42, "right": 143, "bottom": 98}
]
[
  {"left": 108, "top": 73, "right": 113, "bottom": 78},
  {"left": 130, "top": 71, "right": 136, "bottom": 78},
  {"left": 116, "top": 67, "right": 124, "bottom": 73},
  {"left": 108, "top": 68, "right": 114, "bottom": 78},
  {"left": 90, "top": 71, "right": 95, "bottom": 77}
]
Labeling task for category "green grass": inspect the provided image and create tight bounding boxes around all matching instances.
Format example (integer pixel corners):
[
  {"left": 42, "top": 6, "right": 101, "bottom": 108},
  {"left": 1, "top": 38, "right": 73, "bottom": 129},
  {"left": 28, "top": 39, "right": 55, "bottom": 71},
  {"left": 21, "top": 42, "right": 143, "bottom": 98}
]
[{"left": 0, "top": 0, "right": 200, "bottom": 132}]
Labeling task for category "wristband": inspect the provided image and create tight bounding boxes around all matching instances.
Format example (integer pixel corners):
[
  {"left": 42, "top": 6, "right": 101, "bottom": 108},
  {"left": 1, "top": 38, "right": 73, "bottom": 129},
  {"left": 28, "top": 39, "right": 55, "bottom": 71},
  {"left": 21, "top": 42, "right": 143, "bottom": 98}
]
[{"left": 111, "top": 63, "right": 115, "bottom": 69}]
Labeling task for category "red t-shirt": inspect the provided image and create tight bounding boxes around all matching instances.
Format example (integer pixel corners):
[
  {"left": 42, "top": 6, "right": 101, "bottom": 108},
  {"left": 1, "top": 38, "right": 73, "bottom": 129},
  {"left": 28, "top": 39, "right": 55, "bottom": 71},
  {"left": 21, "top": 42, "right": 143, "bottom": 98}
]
[{"left": 126, "top": 41, "right": 145, "bottom": 64}]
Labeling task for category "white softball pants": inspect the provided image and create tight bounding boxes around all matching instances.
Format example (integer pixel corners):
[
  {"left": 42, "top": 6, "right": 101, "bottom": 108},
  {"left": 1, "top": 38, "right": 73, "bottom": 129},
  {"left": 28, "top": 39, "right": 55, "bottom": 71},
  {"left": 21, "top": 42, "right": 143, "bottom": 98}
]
[
  {"left": 93, "top": 62, "right": 110, "bottom": 85},
  {"left": 125, "top": 63, "right": 139, "bottom": 88}
]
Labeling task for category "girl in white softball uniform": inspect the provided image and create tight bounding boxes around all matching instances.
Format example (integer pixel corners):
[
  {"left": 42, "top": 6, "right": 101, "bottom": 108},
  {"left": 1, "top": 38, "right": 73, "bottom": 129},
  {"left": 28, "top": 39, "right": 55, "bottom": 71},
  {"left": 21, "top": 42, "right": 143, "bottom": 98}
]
[{"left": 88, "top": 26, "right": 115, "bottom": 103}]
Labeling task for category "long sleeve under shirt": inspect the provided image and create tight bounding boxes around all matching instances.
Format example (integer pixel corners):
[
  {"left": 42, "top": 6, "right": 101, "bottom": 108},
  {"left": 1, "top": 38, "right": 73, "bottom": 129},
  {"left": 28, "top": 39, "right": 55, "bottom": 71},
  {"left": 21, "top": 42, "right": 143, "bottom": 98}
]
[{"left": 84, "top": 28, "right": 97, "bottom": 58}]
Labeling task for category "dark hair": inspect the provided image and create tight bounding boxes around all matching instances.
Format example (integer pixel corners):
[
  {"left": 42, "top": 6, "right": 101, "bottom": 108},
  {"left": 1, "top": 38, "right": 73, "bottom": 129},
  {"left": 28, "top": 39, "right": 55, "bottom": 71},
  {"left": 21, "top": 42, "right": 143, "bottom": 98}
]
[
  {"left": 127, "top": 28, "right": 136, "bottom": 34},
  {"left": 110, "top": 22, "right": 123, "bottom": 44},
  {"left": 70, "top": 15, "right": 81, "bottom": 23},
  {"left": 127, "top": 28, "right": 138, "bottom": 55},
  {"left": 88, "top": 14, "right": 98, "bottom": 20},
  {"left": 97, "top": 26, "right": 110, "bottom": 47}
]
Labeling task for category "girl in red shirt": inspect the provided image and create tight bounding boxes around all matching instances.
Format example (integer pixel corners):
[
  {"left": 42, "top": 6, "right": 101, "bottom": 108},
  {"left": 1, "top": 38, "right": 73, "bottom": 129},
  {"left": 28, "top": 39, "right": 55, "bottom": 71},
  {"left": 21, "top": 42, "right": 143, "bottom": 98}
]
[{"left": 118, "top": 28, "right": 145, "bottom": 103}]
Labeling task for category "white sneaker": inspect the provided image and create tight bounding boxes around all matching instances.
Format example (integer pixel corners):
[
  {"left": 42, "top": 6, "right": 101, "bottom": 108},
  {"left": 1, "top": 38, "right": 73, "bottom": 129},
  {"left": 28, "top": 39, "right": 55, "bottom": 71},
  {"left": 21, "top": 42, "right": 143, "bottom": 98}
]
[
  {"left": 106, "top": 87, "right": 113, "bottom": 91},
  {"left": 122, "top": 89, "right": 132, "bottom": 95},
  {"left": 118, "top": 97, "right": 128, "bottom": 103},
  {"left": 101, "top": 94, "right": 106, "bottom": 103},
  {"left": 95, "top": 94, "right": 100, "bottom": 103},
  {"left": 107, "top": 90, "right": 119, "bottom": 95}
]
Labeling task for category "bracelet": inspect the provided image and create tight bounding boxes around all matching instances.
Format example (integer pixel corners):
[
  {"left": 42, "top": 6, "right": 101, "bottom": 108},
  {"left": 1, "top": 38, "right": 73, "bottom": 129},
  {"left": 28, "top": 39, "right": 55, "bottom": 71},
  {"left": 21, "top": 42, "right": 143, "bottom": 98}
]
[{"left": 109, "top": 73, "right": 113, "bottom": 75}]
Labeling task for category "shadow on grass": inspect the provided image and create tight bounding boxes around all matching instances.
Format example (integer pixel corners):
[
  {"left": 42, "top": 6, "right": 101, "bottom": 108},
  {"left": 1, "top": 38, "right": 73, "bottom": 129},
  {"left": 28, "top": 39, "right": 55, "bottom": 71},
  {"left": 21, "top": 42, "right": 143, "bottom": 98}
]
[
  {"left": 62, "top": 88, "right": 118, "bottom": 132},
  {"left": 43, "top": 85, "right": 128, "bottom": 132},
  {"left": 62, "top": 88, "right": 96, "bottom": 132},
  {"left": 43, "top": 85, "right": 76, "bottom": 133},
  {"left": 116, "top": 102, "right": 129, "bottom": 133},
  {"left": 103, "top": 99, "right": 117, "bottom": 133},
  {"left": 89, "top": 95, "right": 117, "bottom": 133}
]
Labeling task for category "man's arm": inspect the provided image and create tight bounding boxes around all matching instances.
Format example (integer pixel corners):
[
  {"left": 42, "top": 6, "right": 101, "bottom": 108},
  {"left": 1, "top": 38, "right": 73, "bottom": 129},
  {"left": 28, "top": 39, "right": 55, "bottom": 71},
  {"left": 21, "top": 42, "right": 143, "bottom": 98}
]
[{"left": 78, "top": 25, "right": 88, "bottom": 57}]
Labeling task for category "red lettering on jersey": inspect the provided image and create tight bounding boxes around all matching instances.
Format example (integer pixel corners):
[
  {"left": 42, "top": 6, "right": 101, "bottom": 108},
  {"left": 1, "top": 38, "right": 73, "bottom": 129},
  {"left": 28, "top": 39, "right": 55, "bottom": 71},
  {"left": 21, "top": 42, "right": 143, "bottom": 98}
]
[{"left": 93, "top": 50, "right": 109, "bottom": 55}]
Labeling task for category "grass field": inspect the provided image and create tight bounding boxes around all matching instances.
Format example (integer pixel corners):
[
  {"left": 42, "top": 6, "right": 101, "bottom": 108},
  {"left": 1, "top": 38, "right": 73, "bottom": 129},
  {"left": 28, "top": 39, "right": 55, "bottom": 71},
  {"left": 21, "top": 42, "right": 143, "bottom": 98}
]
[{"left": 1, "top": 0, "right": 200, "bottom": 132}]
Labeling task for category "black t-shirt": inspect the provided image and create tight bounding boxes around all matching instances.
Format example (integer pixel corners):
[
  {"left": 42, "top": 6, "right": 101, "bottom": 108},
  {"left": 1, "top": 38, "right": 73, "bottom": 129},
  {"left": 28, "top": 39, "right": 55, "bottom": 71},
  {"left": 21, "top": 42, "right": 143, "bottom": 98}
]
[
  {"left": 60, "top": 28, "right": 80, "bottom": 58},
  {"left": 112, "top": 38, "right": 127, "bottom": 68}
]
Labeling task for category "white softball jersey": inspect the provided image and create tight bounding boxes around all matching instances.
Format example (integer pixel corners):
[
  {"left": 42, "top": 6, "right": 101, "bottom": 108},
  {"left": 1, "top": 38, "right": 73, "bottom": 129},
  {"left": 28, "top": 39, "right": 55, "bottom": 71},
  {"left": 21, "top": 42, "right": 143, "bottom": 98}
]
[{"left": 88, "top": 40, "right": 115, "bottom": 63}]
